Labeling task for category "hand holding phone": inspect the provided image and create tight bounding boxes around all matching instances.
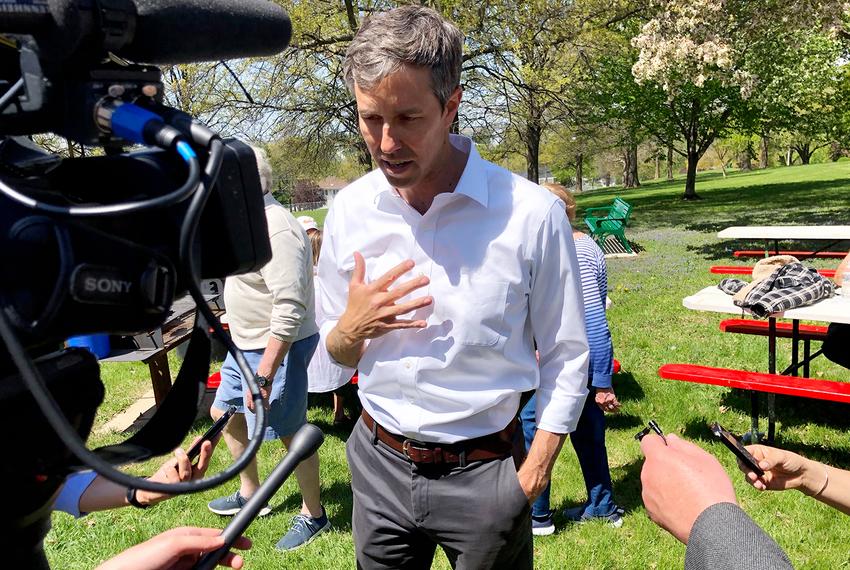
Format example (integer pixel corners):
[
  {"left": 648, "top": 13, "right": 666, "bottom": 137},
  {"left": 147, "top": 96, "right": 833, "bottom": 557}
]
[
  {"left": 710, "top": 423, "right": 765, "bottom": 477},
  {"left": 187, "top": 405, "right": 237, "bottom": 462}
]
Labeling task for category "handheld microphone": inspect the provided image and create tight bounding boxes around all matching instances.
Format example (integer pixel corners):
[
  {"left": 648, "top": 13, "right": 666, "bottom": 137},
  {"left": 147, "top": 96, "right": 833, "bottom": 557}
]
[{"left": 193, "top": 424, "right": 326, "bottom": 570}]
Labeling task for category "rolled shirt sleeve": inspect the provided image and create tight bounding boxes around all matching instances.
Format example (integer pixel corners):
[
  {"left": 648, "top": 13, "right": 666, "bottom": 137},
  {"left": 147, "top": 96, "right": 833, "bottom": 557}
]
[
  {"left": 530, "top": 202, "right": 590, "bottom": 434},
  {"left": 53, "top": 470, "right": 98, "bottom": 518}
]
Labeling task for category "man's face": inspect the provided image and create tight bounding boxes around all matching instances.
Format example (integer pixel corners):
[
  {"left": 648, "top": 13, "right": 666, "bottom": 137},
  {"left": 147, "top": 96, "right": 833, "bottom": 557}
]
[{"left": 354, "top": 65, "right": 460, "bottom": 190}]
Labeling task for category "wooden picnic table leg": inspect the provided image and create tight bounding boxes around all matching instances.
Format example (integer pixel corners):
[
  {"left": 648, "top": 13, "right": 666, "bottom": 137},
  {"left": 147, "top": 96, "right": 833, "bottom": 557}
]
[{"left": 148, "top": 353, "right": 172, "bottom": 407}]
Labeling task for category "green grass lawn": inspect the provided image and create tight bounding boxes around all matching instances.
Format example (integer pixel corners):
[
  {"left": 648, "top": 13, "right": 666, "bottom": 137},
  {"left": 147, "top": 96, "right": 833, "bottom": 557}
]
[{"left": 47, "top": 163, "right": 850, "bottom": 569}]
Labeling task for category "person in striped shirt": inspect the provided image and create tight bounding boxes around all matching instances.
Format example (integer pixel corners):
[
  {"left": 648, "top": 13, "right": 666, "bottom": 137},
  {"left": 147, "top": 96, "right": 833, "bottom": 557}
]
[{"left": 519, "top": 182, "right": 623, "bottom": 535}]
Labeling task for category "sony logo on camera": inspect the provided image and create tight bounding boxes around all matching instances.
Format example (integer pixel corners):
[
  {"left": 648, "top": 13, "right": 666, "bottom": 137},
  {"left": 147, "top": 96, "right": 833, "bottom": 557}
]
[{"left": 71, "top": 265, "right": 136, "bottom": 304}]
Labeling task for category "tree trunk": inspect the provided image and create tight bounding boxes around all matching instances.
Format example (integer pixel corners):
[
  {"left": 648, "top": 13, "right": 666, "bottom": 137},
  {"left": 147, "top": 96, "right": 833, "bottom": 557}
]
[
  {"left": 785, "top": 147, "right": 794, "bottom": 166},
  {"left": 575, "top": 153, "right": 583, "bottom": 193},
  {"left": 683, "top": 150, "right": 701, "bottom": 200},
  {"left": 356, "top": 139, "right": 372, "bottom": 172},
  {"left": 829, "top": 141, "right": 843, "bottom": 162},
  {"left": 760, "top": 135, "right": 769, "bottom": 169},
  {"left": 738, "top": 145, "right": 752, "bottom": 171},
  {"left": 654, "top": 153, "right": 660, "bottom": 179},
  {"left": 525, "top": 116, "right": 543, "bottom": 180},
  {"left": 622, "top": 144, "right": 640, "bottom": 188},
  {"left": 795, "top": 143, "right": 813, "bottom": 165},
  {"left": 666, "top": 144, "right": 674, "bottom": 181}
]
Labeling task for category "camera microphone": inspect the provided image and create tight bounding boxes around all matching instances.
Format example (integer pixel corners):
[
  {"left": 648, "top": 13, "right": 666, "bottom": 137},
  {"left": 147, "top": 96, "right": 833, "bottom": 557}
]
[
  {"left": 3, "top": 0, "right": 292, "bottom": 64},
  {"left": 116, "top": 0, "right": 292, "bottom": 64}
]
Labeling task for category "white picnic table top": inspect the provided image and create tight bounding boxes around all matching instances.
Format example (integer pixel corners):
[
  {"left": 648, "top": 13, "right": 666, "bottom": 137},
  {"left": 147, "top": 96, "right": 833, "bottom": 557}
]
[
  {"left": 683, "top": 285, "right": 850, "bottom": 325},
  {"left": 717, "top": 225, "right": 850, "bottom": 240}
]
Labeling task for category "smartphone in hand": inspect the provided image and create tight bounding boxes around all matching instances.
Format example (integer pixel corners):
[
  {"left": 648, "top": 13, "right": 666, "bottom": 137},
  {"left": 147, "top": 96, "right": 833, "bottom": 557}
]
[
  {"left": 710, "top": 422, "right": 765, "bottom": 477},
  {"left": 187, "top": 405, "right": 237, "bottom": 461}
]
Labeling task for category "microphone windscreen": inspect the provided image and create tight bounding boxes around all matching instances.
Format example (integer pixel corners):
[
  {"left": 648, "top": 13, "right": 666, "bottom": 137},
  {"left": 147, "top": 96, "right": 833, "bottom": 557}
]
[{"left": 117, "top": 0, "right": 292, "bottom": 64}]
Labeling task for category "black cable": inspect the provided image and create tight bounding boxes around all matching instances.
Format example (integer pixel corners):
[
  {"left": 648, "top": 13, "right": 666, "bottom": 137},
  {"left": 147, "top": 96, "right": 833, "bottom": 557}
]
[
  {"left": 0, "top": 141, "right": 201, "bottom": 217},
  {"left": 0, "top": 139, "right": 267, "bottom": 495},
  {"left": 177, "top": 141, "right": 266, "bottom": 411}
]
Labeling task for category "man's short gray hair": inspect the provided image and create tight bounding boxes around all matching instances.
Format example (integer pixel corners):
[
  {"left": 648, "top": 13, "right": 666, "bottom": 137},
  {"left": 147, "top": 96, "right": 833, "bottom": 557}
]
[
  {"left": 342, "top": 5, "right": 463, "bottom": 108},
  {"left": 249, "top": 144, "right": 273, "bottom": 195}
]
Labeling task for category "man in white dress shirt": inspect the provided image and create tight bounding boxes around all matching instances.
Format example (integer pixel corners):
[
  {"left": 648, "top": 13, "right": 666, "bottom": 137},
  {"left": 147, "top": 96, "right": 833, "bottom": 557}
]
[{"left": 318, "top": 6, "right": 590, "bottom": 568}]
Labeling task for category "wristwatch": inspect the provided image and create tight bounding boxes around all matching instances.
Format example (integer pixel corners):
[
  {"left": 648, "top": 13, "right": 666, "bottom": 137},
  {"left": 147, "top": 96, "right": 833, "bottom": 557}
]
[
  {"left": 126, "top": 487, "right": 149, "bottom": 509},
  {"left": 255, "top": 374, "right": 271, "bottom": 388}
]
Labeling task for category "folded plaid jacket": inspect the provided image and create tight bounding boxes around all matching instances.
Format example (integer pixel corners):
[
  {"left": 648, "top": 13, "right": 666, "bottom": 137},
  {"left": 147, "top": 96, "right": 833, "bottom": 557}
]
[{"left": 718, "top": 263, "right": 835, "bottom": 318}]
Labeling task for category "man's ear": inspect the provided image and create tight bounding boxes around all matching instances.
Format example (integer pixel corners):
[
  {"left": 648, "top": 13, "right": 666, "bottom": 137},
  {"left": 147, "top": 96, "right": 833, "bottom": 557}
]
[{"left": 443, "top": 87, "right": 463, "bottom": 126}]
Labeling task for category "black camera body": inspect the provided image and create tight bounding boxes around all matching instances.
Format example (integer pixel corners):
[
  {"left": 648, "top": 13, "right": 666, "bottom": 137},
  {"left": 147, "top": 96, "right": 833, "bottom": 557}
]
[
  {"left": 0, "top": 137, "right": 271, "bottom": 348},
  {"left": 0, "top": 1, "right": 291, "bottom": 564}
]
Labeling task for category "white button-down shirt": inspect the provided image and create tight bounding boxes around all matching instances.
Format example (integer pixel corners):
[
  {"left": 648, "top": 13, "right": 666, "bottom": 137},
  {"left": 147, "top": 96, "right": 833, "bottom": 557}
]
[{"left": 317, "top": 135, "right": 589, "bottom": 443}]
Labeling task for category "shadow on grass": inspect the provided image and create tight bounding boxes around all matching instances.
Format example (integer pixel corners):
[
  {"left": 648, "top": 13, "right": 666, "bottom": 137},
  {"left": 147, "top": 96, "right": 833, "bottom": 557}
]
[
  {"left": 715, "top": 390, "right": 850, "bottom": 433},
  {"left": 582, "top": 173, "right": 850, "bottom": 244},
  {"left": 273, "top": 479, "right": 355, "bottom": 531},
  {"left": 680, "top": 416, "right": 850, "bottom": 471},
  {"left": 682, "top": 417, "right": 719, "bottom": 442},
  {"left": 606, "top": 413, "right": 643, "bottom": 431},
  {"left": 612, "top": 372, "right": 645, "bottom": 403},
  {"left": 553, "top": 458, "right": 644, "bottom": 521}
]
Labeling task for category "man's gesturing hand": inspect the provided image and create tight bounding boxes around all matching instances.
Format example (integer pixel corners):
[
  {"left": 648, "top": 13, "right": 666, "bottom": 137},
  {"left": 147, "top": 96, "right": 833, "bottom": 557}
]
[{"left": 329, "top": 253, "right": 432, "bottom": 367}]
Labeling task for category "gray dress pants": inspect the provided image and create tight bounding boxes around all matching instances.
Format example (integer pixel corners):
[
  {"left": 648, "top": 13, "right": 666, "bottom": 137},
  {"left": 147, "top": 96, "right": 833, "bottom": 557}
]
[{"left": 346, "top": 417, "right": 533, "bottom": 570}]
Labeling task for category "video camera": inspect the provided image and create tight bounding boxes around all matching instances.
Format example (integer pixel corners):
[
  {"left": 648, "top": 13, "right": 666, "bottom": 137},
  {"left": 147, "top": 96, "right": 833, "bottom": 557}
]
[{"left": 0, "top": 1, "right": 292, "bottom": 565}]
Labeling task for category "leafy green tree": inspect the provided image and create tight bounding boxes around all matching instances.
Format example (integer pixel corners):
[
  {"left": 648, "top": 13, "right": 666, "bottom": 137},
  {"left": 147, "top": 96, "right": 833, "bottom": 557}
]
[{"left": 631, "top": 0, "right": 847, "bottom": 198}]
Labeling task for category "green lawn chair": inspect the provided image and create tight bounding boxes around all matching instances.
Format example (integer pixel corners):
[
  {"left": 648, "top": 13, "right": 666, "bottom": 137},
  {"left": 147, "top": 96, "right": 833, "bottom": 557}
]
[{"left": 584, "top": 197, "right": 633, "bottom": 253}]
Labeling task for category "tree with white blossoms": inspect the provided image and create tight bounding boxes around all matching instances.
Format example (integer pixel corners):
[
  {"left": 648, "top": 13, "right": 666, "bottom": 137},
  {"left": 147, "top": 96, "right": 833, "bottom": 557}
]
[{"left": 632, "top": 0, "right": 849, "bottom": 199}]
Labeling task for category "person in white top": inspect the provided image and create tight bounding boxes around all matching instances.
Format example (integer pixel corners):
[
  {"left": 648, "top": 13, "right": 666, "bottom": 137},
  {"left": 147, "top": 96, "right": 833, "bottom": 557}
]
[
  {"left": 299, "top": 218, "right": 358, "bottom": 424},
  {"left": 318, "top": 6, "right": 589, "bottom": 568}
]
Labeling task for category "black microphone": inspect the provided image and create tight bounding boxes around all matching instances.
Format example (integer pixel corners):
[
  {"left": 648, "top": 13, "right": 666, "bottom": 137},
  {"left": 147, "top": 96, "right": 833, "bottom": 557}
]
[
  {"left": 193, "top": 423, "right": 325, "bottom": 570},
  {"left": 117, "top": 0, "right": 292, "bottom": 64},
  {"left": 1, "top": 0, "right": 291, "bottom": 64}
]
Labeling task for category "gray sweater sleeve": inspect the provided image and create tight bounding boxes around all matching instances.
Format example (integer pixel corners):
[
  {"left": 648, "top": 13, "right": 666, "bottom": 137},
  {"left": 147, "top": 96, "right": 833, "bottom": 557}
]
[{"left": 685, "top": 502, "right": 793, "bottom": 570}]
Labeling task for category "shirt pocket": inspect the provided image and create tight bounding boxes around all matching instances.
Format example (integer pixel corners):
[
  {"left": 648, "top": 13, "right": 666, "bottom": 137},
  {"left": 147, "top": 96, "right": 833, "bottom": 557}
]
[{"left": 434, "top": 275, "right": 510, "bottom": 347}]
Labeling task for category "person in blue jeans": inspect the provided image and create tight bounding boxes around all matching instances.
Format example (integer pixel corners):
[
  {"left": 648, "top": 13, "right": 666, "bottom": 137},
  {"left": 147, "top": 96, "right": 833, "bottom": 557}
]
[{"left": 520, "top": 183, "right": 622, "bottom": 535}]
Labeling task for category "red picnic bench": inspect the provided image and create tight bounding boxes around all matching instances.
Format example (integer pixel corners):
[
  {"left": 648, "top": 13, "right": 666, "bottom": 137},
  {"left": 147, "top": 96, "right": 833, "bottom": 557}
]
[
  {"left": 734, "top": 250, "right": 847, "bottom": 259},
  {"left": 719, "top": 318, "right": 828, "bottom": 381},
  {"left": 719, "top": 319, "right": 828, "bottom": 341},
  {"left": 710, "top": 266, "right": 835, "bottom": 278},
  {"left": 658, "top": 363, "right": 849, "bottom": 441}
]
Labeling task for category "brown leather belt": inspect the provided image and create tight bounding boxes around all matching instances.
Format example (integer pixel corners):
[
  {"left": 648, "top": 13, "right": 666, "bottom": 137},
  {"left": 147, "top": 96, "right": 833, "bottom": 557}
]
[{"left": 361, "top": 410, "right": 515, "bottom": 465}]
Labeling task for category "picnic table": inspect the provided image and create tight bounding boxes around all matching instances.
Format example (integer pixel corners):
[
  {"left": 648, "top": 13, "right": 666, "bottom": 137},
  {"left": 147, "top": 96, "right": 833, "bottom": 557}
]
[
  {"left": 717, "top": 225, "right": 850, "bottom": 259},
  {"left": 101, "top": 293, "right": 224, "bottom": 406},
  {"left": 668, "top": 285, "right": 850, "bottom": 442},
  {"left": 656, "top": 224, "right": 850, "bottom": 442}
]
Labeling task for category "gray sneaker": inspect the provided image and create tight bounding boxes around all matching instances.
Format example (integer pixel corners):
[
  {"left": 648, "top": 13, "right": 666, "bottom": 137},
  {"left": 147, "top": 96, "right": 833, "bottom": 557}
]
[
  {"left": 563, "top": 505, "right": 624, "bottom": 528},
  {"left": 207, "top": 490, "right": 271, "bottom": 517},
  {"left": 275, "top": 508, "right": 332, "bottom": 551}
]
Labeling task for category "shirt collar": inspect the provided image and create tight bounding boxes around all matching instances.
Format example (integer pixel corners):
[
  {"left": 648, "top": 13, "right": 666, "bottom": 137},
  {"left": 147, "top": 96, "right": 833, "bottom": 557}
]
[
  {"left": 373, "top": 134, "right": 489, "bottom": 208},
  {"left": 450, "top": 134, "right": 488, "bottom": 207}
]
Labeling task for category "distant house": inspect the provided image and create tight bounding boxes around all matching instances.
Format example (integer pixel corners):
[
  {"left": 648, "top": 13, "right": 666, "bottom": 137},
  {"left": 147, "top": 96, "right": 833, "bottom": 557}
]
[
  {"left": 317, "top": 176, "right": 349, "bottom": 208},
  {"left": 510, "top": 166, "right": 556, "bottom": 185}
]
